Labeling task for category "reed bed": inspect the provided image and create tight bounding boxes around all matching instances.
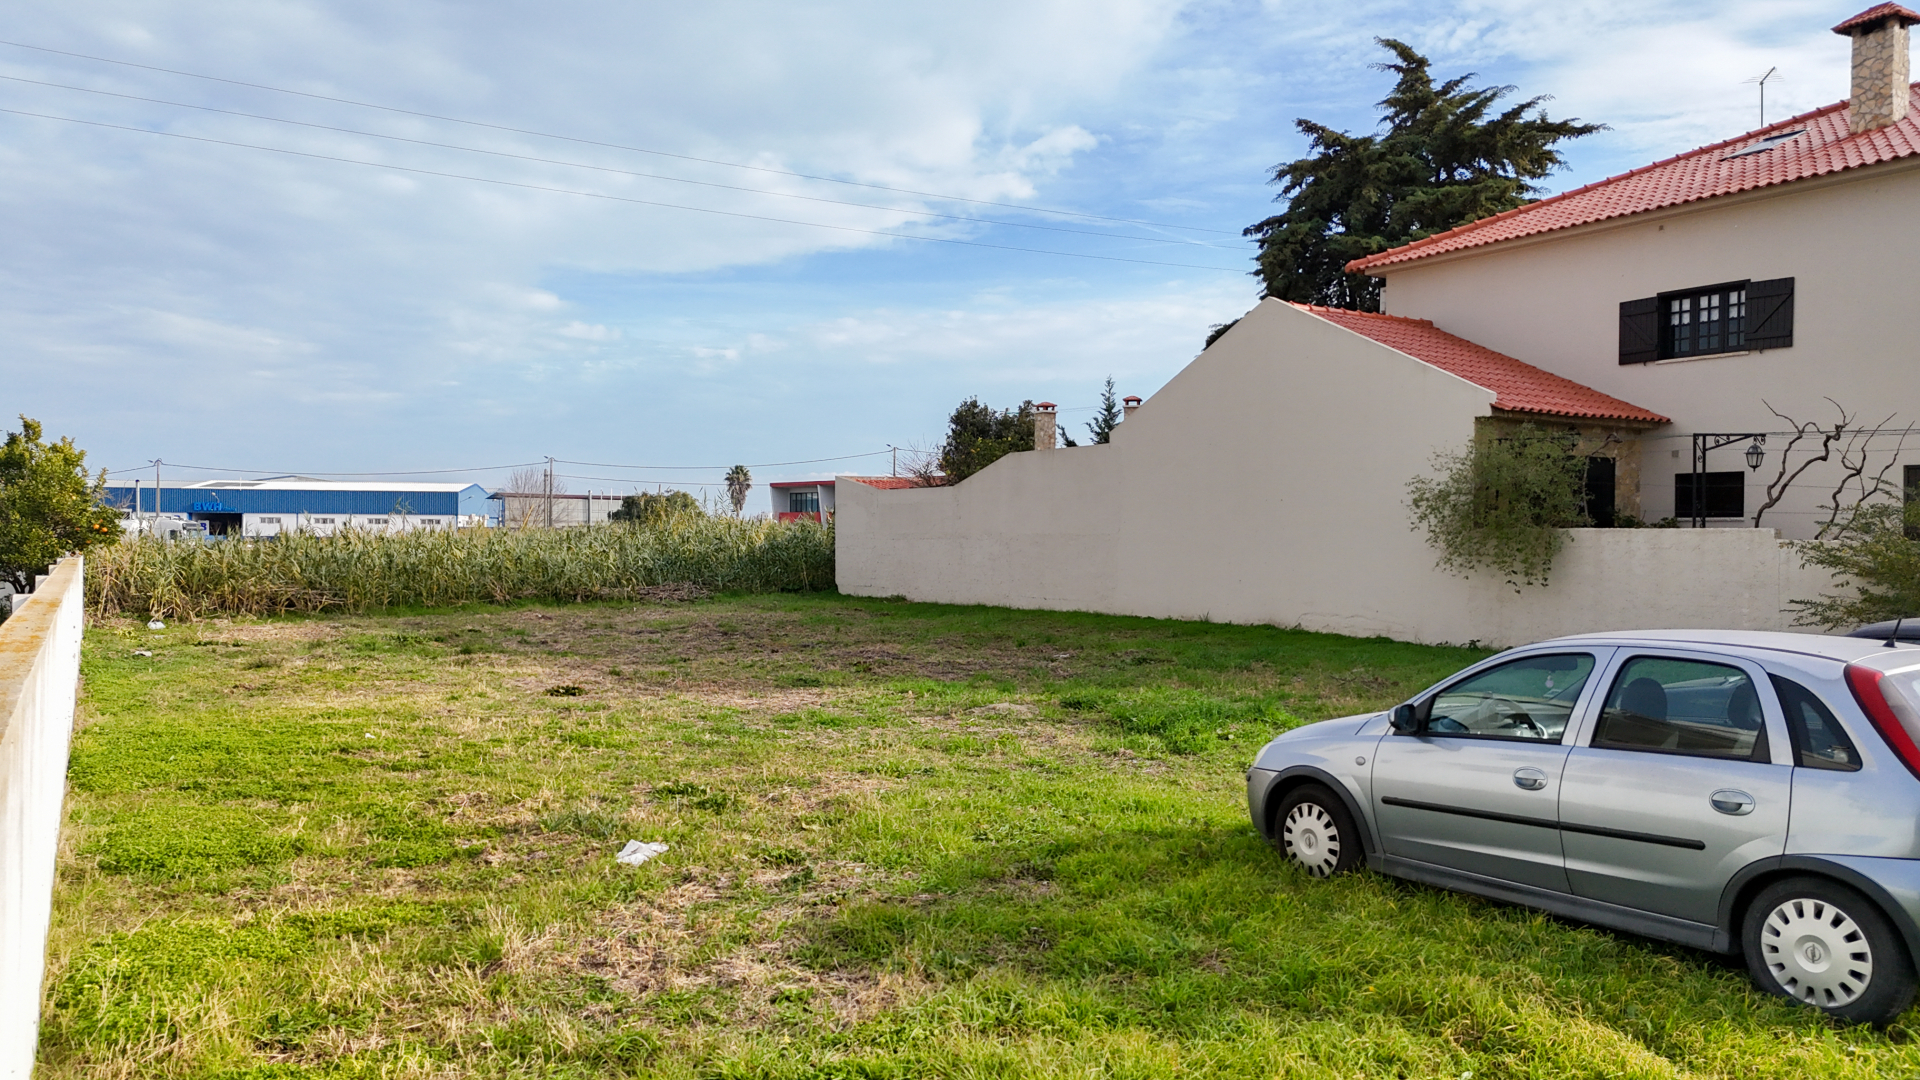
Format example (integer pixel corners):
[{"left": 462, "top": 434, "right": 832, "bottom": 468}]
[{"left": 84, "top": 517, "right": 834, "bottom": 618}]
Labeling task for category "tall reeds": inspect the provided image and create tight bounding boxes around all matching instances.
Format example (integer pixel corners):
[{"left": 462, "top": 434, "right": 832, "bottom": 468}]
[{"left": 85, "top": 517, "right": 834, "bottom": 618}]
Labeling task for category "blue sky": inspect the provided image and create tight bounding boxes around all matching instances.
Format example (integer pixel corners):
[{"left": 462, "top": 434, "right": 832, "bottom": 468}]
[{"left": 1, "top": 0, "right": 1861, "bottom": 512}]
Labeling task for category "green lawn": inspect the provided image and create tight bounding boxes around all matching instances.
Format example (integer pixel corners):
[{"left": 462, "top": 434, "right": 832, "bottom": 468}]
[{"left": 39, "top": 593, "right": 1917, "bottom": 1078}]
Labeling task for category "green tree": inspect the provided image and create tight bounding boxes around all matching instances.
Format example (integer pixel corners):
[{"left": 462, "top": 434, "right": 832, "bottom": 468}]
[
  {"left": 724, "top": 465, "right": 752, "bottom": 516},
  {"left": 1244, "top": 39, "right": 1601, "bottom": 312},
  {"left": 1406, "top": 423, "right": 1590, "bottom": 589},
  {"left": 1790, "top": 500, "right": 1920, "bottom": 629},
  {"left": 610, "top": 490, "right": 703, "bottom": 526},
  {"left": 0, "top": 416, "right": 121, "bottom": 594},
  {"left": 1086, "top": 376, "right": 1122, "bottom": 445},
  {"left": 939, "top": 398, "right": 1035, "bottom": 483}
]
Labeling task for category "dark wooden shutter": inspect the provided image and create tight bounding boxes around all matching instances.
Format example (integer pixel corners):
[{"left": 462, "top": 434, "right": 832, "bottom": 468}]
[
  {"left": 1745, "top": 277, "right": 1794, "bottom": 349},
  {"left": 1619, "top": 297, "right": 1659, "bottom": 364}
]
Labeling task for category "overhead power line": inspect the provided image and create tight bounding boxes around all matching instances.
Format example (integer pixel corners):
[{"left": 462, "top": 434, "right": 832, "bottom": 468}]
[
  {"left": 101, "top": 460, "right": 548, "bottom": 477},
  {"left": 554, "top": 451, "right": 888, "bottom": 470},
  {"left": 0, "top": 73, "right": 1231, "bottom": 249},
  {"left": 0, "top": 37, "right": 1236, "bottom": 235},
  {"left": 99, "top": 449, "right": 892, "bottom": 480},
  {"left": 0, "top": 107, "right": 1248, "bottom": 273}
]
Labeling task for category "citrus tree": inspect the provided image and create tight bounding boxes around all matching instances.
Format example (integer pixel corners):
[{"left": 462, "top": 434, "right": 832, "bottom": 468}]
[{"left": 0, "top": 416, "right": 121, "bottom": 594}]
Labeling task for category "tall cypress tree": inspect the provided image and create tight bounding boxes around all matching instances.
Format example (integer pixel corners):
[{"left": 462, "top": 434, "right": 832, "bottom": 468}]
[
  {"left": 1086, "top": 377, "right": 1122, "bottom": 445},
  {"left": 1244, "top": 39, "right": 1601, "bottom": 313}
]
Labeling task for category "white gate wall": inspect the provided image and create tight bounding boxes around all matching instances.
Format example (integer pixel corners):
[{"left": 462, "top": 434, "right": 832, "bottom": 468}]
[{"left": 0, "top": 557, "right": 84, "bottom": 1079}]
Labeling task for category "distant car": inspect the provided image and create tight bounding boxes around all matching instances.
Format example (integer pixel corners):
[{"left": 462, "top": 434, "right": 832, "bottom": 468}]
[{"left": 1247, "top": 630, "right": 1920, "bottom": 1024}]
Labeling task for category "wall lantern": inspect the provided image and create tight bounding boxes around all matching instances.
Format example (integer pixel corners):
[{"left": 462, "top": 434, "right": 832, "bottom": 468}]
[{"left": 1745, "top": 438, "right": 1767, "bottom": 471}]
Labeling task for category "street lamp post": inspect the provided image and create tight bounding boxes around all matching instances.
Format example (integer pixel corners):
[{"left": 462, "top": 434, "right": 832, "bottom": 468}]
[{"left": 1689, "top": 433, "right": 1767, "bottom": 528}]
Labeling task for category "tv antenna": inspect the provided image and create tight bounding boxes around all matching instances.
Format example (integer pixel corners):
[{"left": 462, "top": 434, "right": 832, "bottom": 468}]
[{"left": 1743, "top": 67, "right": 1782, "bottom": 126}]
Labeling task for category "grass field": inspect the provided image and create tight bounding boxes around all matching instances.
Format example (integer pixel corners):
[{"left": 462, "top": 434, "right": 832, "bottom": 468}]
[{"left": 39, "top": 593, "right": 1920, "bottom": 1078}]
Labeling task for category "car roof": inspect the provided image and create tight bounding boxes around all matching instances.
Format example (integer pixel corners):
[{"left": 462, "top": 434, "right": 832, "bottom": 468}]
[{"left": 1521, "top": 629, "right": 1906, "bottom": 665}]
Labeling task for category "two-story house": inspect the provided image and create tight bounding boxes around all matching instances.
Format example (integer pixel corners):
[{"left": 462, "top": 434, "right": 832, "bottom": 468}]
[
  {"left": 1348, "top": 2, "right": 1920, "bottom": 538},
  {"left": 836, "top": 6, "right": 1917, "bottom": 644}
]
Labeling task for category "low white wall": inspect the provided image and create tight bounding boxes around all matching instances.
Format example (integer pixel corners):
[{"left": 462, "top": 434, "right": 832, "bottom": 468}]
[
  {"left": 839, "top": 300, "right": 1845, "bottom": 647},
  {"left": 1458, "top": 528, "right": 1834, "bottom": 645},
  {"left": 841, "top": 474, "right": 1834, "bottom": 645},
  {"left": 0, "top": 557, "right": 85, "bottom": 1079}
]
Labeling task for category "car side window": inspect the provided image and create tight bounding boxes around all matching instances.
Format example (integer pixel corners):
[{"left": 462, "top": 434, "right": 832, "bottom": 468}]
[
  {"left": 1593, "top": 656, "right": 1770, "bottom": 761},
  {"left": 1770, "top": 674, "right": 1862, "bottom": 771},
  {"left": 1424, "top": 654, "right": 1595, "bottom": 741}
]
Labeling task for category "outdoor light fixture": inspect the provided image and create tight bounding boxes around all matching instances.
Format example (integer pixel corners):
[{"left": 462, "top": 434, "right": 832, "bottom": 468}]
[{"left": 1690, "top": 432, "right": 1769, "bottom": 527}]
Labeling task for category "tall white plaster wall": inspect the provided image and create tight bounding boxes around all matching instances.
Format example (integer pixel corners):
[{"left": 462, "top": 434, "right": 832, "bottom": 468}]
[
  {"left": 838, "top": 302, "right": 1844, "bottom": 645},
  {"left": 0, "top": 557, "right": 85, "bottom": 1079},
  {"left": 1376, "top": 160, "right": 1920, "bottom": 539}
]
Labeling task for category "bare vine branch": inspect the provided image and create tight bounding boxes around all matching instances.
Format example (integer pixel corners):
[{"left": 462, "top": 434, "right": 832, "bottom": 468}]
[
  {"left": 1751, "top": 398, "right": 1846, "bottom": 529},
  {"left": 1819, "top": 420, "right": 1915, "bottom": 538}
]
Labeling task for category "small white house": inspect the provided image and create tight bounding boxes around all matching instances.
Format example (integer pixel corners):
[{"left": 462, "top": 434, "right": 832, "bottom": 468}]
[{"left": 770, "top": 480, "right": 836, "bottom": 522}]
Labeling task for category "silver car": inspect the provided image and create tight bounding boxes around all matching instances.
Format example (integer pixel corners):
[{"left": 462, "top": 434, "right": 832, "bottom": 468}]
[{"left": 1246, "top": 629, "right": 1920, "bottom": 1024}]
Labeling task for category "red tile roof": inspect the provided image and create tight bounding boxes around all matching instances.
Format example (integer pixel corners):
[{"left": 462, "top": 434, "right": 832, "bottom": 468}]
[
  {"left": 1347, "top": 84, "right": 1920, "bottom": 273},
  {"left": 842, "top": 475, "right": 945, "bottom": 489},
  {"left": 1297, "top": 304, "right": 1670, "bottom": 424},
  {"left": 1833, "top": 3, "right": 1919, "bottom": 33}
]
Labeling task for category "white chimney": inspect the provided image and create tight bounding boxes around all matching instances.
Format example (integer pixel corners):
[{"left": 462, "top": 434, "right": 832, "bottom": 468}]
[
  {"left": 1122, "top": 395, "right": 1142, "bottom": 420},
  {"left": 1835, "top": 3, "right": 1918, "bottom": 134}
]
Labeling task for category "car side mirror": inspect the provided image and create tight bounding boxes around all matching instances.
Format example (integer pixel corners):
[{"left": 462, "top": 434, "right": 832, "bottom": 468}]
[{"left": 1389, "top": 703, "right": 1421, "bottom": 734}]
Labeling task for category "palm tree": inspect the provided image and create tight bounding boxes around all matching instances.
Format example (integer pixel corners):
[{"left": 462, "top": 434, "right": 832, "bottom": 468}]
[{"left": 724, "top": 465, "right": 751, "bottom": 516}]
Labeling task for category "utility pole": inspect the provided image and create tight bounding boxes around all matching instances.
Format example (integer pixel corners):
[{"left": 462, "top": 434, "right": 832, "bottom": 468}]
[
  {"left": 151, "top": 458, "right": 162, "bottom": 535},
  {"left": 544, "top": 457, "right": 554, "bottom": 529}
]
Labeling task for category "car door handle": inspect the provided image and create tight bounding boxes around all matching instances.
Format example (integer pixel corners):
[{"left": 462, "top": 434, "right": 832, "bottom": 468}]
[
  {"left": 1513, "top": 768, "right": 1548, "bottom": 791},
  {"left": 1710, "top": 789, "right": 1755, "bottom": 816}
]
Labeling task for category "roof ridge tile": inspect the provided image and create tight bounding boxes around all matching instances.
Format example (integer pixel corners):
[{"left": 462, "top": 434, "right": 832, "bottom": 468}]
[{"left": 1347, "top": 86, "right": 1917, "bottom": 273}]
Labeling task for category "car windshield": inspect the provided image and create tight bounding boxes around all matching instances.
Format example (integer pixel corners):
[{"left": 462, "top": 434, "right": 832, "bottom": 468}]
[{"left": 1426, "top": 653, "right": 1595, "bottom": 740}]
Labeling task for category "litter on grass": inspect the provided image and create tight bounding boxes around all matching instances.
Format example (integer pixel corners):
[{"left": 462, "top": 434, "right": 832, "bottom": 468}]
[
  {"left": 147, "top": 620, "right": 166, "bottom": 630},
  {"left": 616, "top": 840, "right": 670, "bottom": 866},
  {"left": 132, "top": 650, "right": 153, "bottom": 658}
]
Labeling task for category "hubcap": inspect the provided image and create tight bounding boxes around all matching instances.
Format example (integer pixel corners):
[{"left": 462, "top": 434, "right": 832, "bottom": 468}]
[
  {"left": 1283, "top": 802, "right": 1342, "bottom": 878},
  {"left": 1760, "top": 897, "right": 1874, "bottom": 1007}
]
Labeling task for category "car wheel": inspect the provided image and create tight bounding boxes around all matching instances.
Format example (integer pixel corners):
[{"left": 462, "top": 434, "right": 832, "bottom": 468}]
[
  {"left": 1742, "top": 876, "right": 1917, "bottom": 1025},
  {"left": 1274, "top": 783, "right": 1361, "bottom": 878}
]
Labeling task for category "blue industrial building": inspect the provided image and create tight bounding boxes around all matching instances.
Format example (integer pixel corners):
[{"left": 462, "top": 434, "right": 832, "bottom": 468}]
[{"left": 103, "top": 478, "right": 494, "bottom": 536}]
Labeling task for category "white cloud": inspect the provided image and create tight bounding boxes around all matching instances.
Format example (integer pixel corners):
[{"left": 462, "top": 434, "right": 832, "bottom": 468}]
[{"left": 0, "top": 0, "right": 1878, "bottom": 494}]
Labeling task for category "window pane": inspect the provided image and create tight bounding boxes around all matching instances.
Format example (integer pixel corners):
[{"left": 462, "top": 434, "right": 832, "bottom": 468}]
[
  {"left": 1669, "top": 296, "right": 1693, "bottom": 355},
  {"left": 1727, "top": 288, "right": 1747, "bottom": 347},
  {"left": 1594, "top": 657, "right": 1768, "bottom": 760},
  {"left": 1699, "top": 292, "right": 1722, "bottom": 351},
  {"left": 1770, "top": 675, "right": 1862, "bottom": 771},
  {"left": 1426, "top": 654, "right": 1595, "bottom": 741}
]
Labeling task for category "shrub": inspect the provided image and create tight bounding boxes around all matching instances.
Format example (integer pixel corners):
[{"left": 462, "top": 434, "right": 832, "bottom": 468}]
[
  {"left": 1791, "top": 500, "right": 1920, "bottom": 629},
  {"left": 85, "top": 515, "right": 834, "bottom": 619},
  {"left": 1406, "top": 423, "right": 1589, "bottom": 588},
  {"left": 610, "top": 490, "right": 703, "bottom": 525},
  {"left": 939, "top": 398, "right": 1035, "bottom": 483}
]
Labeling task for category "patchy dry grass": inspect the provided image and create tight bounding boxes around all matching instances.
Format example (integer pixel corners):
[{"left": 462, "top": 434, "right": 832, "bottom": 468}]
[{"left": 38, "top": 593, "right": 1920, "bottom": 1078}]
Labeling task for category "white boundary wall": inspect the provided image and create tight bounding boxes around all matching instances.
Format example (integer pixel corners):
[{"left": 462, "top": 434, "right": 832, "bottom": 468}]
[
  {"left": 0, "top": 557, "right": 84, "bottom": 1079},
  {"left": 837, "top": 301, "right": 1842, "bottom": 646}
]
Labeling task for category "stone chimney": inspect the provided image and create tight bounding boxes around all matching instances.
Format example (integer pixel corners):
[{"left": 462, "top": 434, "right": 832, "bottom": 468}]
[
  {"left": 1033, "top": 402, "right": 1057, "bottom": 451},
  {"left": 1835, "top": 3, "right": 1919, "bottom": 134},
  {"left": 1122, "top": 395, "right": 1141, "bottom": 420}
]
